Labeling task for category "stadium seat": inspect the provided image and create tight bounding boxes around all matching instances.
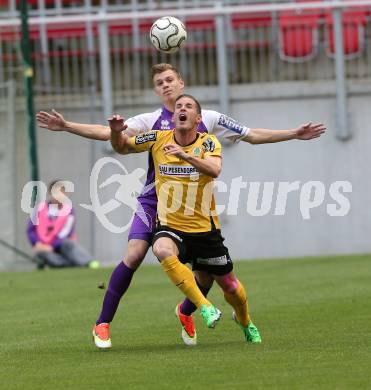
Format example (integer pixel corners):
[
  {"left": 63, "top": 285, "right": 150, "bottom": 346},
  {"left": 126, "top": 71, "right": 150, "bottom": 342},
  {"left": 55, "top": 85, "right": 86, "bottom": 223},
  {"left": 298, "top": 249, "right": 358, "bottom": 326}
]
[
  {"left": 279, "top": 10, "right": 321, "bottom": 62},
  {"left": 325, "top": 10, "right": 367, "bottom": 59},
  {"left": 230, "top": 12, "right": 272, "bottom": 50}
]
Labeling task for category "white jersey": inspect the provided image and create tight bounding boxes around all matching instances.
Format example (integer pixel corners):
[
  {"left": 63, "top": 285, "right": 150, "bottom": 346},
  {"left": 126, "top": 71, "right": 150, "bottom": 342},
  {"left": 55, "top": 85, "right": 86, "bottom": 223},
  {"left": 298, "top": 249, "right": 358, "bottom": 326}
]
[{"left": 125, "top": 106, "right": 250, "bottom": 142}]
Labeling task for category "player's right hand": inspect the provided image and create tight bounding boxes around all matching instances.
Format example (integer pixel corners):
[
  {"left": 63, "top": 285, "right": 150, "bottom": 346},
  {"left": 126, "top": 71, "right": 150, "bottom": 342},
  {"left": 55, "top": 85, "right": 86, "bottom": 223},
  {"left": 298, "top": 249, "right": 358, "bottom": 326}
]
[
  {"left": 108, "top": 114, "right": 127, "bottom": 133},
  {"left": 36, "top": 109, "right": 67, "bottom": 131}
]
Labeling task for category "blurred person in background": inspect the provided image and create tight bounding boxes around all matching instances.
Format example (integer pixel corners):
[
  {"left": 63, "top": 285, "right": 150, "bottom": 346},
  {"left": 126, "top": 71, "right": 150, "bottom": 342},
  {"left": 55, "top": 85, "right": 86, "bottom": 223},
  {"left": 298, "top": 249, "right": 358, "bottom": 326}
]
[{"left": 27, "top": 180, "right": 100, "bottom": 270}]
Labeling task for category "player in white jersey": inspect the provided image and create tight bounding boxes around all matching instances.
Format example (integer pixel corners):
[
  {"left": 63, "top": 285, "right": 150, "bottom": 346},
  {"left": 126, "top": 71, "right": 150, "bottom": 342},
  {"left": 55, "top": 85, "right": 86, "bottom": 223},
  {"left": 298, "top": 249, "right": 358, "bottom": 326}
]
[{"left": 36, "top": 63, "right": 325, "bottom": 348}]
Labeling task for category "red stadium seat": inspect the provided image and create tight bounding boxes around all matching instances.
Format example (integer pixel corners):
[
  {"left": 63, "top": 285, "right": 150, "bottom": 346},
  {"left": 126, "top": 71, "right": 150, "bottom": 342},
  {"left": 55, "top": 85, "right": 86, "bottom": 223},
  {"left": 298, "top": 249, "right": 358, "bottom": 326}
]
[
  {"left": 325, "top": 10, "right": 367, "bottom": 59},
  {"left": 232, "top": 12, "right": 272, "bottom": 29},
  {"left": 279, "top": 10, "right": 321, "bottom": 62}
]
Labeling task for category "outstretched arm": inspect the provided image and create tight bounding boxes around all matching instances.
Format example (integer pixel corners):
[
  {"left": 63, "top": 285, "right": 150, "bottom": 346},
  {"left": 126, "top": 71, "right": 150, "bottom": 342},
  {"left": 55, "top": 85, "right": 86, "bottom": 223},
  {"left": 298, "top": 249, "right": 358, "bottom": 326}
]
[
  {"left": 163, "top": 144, "right": 222, "bottom": 178},
  {"left": 109, "top": 114, "right": 137, "bottom": 154},
  {"left": 36, "top": 109, "right": 111, "bottom": 141},
  {"left": 243, "top": 122, "right": 326, "bottom": 144},
  {"left": 36, "top": 109, "right": 140, "bottom": 141}
]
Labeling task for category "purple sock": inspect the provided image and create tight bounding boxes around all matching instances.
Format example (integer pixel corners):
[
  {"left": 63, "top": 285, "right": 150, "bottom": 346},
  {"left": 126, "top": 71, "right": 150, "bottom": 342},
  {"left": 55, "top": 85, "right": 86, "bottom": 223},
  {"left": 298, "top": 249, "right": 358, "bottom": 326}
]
[
  {"left": 96, "top": 262, "right": 135, "bottom": 324},
  {"left": 180, "top": 280, "right": 212, "bottom": 316}
]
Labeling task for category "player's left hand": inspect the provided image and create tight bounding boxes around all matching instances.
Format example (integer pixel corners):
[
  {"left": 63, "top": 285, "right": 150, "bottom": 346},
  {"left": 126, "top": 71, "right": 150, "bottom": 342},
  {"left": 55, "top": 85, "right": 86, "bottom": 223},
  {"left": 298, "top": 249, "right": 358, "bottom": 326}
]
[
  {"left": 108, "top": 114, "right": 128, "bottom": 133},
  {"left": 163, "top": 144, "right": 188, "bottom": 159},
  {"left": 295, "top": 122, "right": 326, "bottom": 140}
]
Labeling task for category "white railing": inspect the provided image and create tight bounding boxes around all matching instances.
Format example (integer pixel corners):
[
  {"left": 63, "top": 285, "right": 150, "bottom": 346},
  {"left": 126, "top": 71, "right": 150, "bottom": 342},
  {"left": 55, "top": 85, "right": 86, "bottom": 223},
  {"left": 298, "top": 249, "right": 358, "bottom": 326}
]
[{"left": 1, "top": 0, "right": 371, "bottom": 26}]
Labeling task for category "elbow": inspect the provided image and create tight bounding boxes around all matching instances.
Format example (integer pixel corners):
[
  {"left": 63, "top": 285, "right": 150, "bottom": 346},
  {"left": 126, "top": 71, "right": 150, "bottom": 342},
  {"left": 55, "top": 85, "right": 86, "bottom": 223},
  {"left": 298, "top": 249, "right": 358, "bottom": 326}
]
[
  {"left": 110, "top": 140, "right": 122, "bottom": 154},
  {"left": 211, "top": 167, "right": 221, "bottom": 178},
  {"left": 111, "top": 143, "right": 125, "bottom": 155},
  {"left": 243, "top": 130, "right": 262, "bottom": 145},
  {"left": 110, "top": 141, "right": 118, "bottom": 153},
  {"left": 244, "top": 135, "right": 261, "bottom": 145},
  {"left": 111, "top": 141, "right": 130, "bottom": 155}
]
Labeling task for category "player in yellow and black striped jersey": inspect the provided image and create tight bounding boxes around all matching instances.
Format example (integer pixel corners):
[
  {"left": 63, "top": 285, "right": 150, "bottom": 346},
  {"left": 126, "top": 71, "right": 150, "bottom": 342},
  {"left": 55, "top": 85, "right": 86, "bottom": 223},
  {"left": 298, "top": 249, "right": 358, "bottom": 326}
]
[{"left": 110, "top": 94, "right": 262, "bottom": 344}]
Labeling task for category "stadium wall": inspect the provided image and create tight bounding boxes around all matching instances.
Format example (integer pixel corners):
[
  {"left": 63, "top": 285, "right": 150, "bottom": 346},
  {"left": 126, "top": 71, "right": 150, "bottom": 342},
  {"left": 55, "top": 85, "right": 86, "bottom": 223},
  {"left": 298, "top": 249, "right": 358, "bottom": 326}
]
[{"left": 9, "top": 80, "right": 371, "bottom": 270}]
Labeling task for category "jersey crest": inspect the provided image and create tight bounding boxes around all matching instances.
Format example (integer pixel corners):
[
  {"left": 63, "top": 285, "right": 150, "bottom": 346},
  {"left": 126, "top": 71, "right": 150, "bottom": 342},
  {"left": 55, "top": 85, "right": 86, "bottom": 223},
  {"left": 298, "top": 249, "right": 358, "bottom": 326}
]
[
  {"left": 202, "top": 137, "right": 216, "bottom": 153},
  {"left": 192, "top": 146, "right": 202, "bottom": 157}
]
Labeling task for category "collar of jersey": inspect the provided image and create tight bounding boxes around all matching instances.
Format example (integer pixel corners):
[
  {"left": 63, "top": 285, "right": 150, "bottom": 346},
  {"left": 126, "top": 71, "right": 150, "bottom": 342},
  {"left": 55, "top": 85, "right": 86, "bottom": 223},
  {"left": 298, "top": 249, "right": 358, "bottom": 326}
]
[
  {"left": 162, "top": 106, "right": 174, "bottom": 116},
  {"left": 173, "top": 131, "right": 200, "bottom": 147}
]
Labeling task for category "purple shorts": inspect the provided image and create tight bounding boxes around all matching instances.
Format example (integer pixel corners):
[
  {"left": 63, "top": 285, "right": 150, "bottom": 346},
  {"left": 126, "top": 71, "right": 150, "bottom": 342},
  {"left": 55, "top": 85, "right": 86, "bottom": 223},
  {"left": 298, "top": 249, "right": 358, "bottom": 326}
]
[{"left": 128, "top": 201, "right": 157, "bottom": 243}]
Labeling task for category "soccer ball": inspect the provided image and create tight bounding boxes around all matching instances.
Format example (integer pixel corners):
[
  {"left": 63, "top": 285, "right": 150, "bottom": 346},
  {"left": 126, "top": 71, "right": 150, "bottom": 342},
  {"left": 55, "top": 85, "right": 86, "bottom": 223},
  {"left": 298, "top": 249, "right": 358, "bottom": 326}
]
[{"left": 150, "top": 16, "right": 187, "bottom": 54}]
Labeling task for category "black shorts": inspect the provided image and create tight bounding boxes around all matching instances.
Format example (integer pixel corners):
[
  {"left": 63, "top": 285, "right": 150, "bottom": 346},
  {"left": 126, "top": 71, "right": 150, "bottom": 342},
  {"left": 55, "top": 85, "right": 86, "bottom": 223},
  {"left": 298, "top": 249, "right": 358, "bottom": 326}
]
[{"left": 152, "top": 226, "right": 233, "bottom": 276}]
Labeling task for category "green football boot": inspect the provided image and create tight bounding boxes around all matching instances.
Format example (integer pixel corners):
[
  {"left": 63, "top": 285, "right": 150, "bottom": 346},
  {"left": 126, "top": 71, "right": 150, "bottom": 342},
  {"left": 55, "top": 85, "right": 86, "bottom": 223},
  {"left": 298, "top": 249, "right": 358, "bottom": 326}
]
[
  {"left": 200, "top": 304, "right": 222, "bottom": 328},
  {"left": 232, "top": 312, "right": 262, "bottom": 343}
]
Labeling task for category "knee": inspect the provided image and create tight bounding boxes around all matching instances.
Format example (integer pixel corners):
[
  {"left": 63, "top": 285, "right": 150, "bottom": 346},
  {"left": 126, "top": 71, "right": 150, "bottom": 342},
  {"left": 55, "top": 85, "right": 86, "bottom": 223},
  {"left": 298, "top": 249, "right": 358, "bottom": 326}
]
[
  {"left": 152, "top": 240, "right": 175, "bottom": 261},
  {"left": 124, "top": 241, "right": 149, "bottom": 270},
  {"left": 221, "top": 275, "right": 239, "bottom": 295}
]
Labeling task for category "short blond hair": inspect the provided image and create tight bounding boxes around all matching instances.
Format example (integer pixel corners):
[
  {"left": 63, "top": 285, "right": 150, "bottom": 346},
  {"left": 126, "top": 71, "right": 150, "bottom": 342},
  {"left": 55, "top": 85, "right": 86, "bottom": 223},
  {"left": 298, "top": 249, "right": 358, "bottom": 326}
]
[{"left": 151, "top": 63, "right": 182, "bottom": 81}]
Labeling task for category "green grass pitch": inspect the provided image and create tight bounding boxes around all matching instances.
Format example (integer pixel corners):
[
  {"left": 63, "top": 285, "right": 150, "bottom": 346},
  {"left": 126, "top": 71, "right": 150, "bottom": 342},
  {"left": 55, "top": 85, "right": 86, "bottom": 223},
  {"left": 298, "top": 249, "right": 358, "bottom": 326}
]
[{"left": 1, "top": 255, "right": 370, "bottom": 390}]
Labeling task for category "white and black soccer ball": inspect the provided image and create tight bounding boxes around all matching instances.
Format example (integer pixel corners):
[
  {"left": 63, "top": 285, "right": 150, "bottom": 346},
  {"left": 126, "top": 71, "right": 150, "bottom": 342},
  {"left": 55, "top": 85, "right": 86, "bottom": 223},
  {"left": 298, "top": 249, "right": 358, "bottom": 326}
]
[{"left": 150, "top": 16, "right": 187, "bottom": 54}]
